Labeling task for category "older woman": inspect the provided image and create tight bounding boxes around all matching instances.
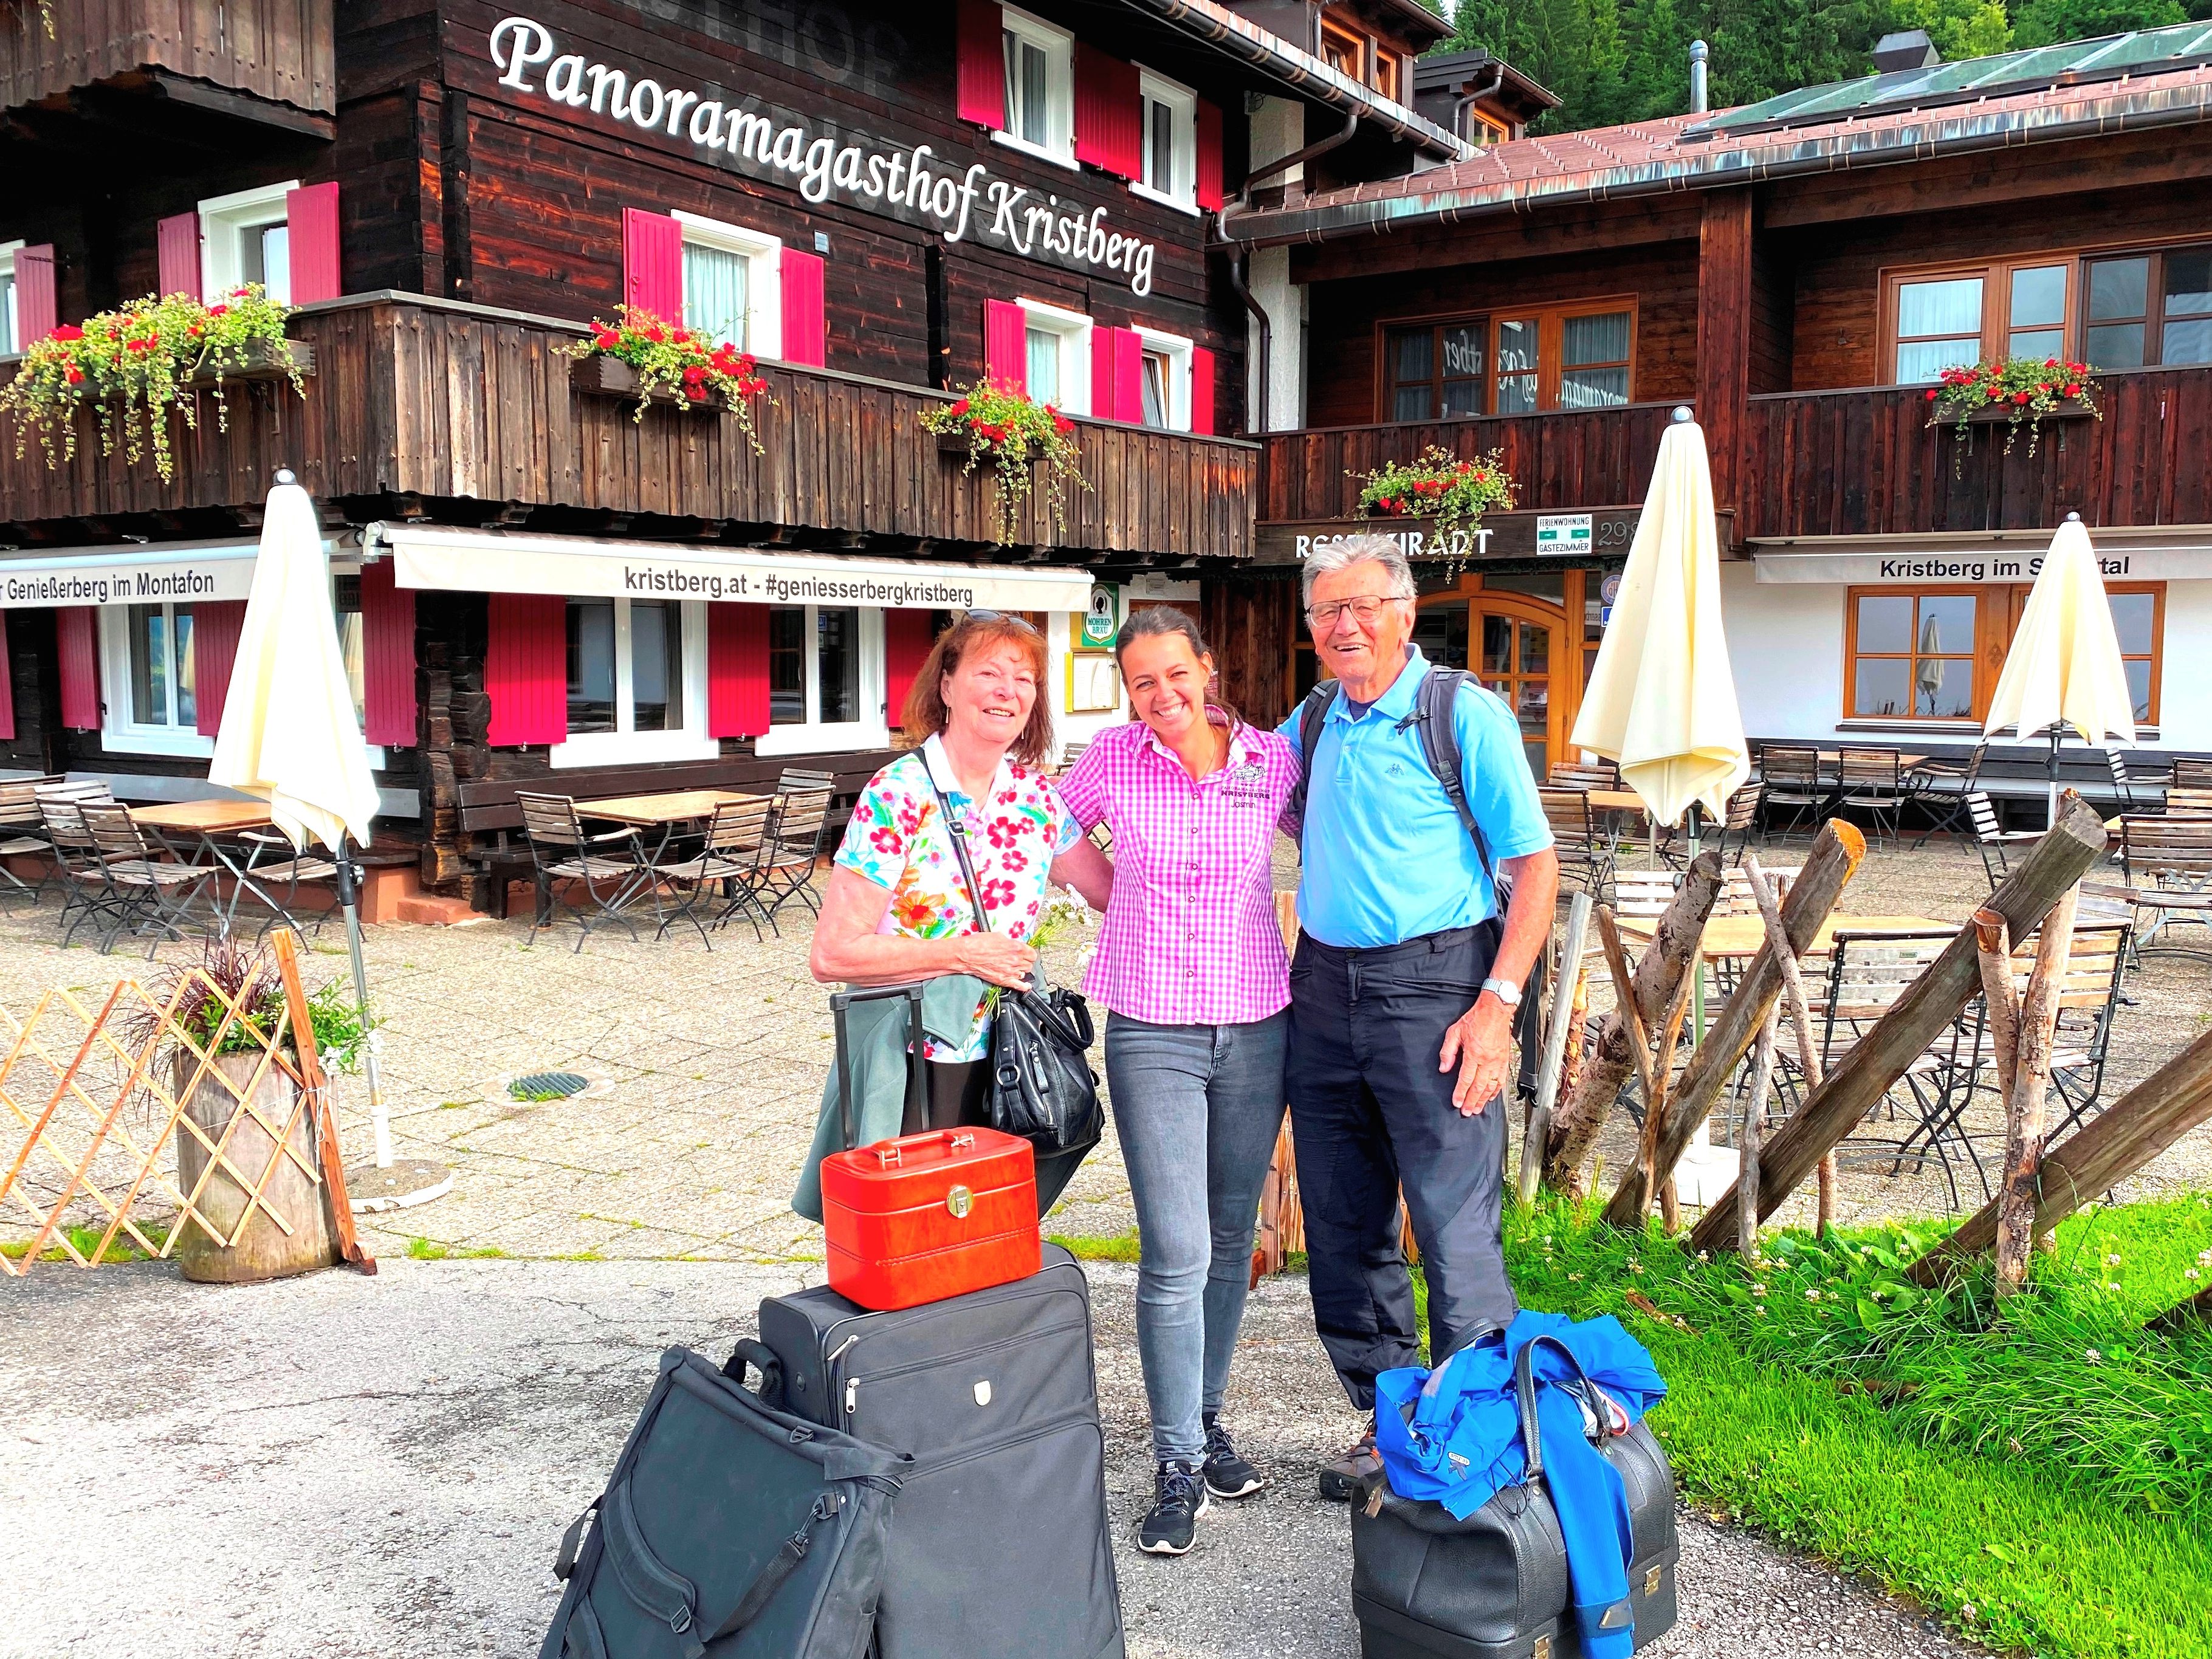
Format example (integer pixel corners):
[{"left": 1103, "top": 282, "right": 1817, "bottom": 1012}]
[
  {"left": 810, "top": 610, "right": 1110, "bottom": 1133},
  {"left": 1057, "top": 606, "right": 1301, "bottom": 1558}
]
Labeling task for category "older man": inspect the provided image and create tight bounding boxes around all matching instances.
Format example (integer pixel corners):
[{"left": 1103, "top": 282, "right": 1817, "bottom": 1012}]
[{"left": 1280, "top": 535, "right": 1561, "bottom": 1500}]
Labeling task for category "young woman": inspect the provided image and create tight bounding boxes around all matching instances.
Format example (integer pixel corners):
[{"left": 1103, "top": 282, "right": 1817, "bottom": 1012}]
[
  {"left": 811, "top": 611, "right": 1110, "bottom": 1129},
  {"left": 1057, "top": 607, "right": 1301, "bottom": 1556}
]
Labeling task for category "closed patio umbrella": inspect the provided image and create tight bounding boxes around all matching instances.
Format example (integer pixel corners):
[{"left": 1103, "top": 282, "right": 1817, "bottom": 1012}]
[
  {"left": 1570, "top": 408, "right": 1750, "bottom": 1203},
  {"left": 1983, "top": 514, "right": 2136, "bottom": 826},
  {"left": 1571, "top": 408, "right": 1751, "bottom": 833},
  {"left": 211, "top": 470, "right": 441, "bottom": 1203}
]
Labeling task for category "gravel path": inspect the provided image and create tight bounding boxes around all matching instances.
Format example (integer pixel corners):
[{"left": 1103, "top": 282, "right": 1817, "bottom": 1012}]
[{"left": 0, "top": 1257, "right": 1976, "bottom": 1659}]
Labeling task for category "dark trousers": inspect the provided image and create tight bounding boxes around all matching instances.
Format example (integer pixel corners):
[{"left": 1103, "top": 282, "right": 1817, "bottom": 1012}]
[{"left": 1288, "top": 922, "right": 1519, "bottom": 1411}]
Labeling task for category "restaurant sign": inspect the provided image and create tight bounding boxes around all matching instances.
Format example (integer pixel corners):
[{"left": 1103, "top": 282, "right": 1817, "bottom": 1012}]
[
  {"left": 1753, "top": 546, "right": 2212, "bottom": 584},
  {"left": 369, "top": 525, "right": 1095, "bottom": 613},
  {"left": 489, "top": 16, "right": 1166, "bottom": 295},
  {"left": 0, "top": 544, "right": 262, "bottom": 608},
  {"left": 1255, "top": 509, "right": 1643, "bottom": 567}
]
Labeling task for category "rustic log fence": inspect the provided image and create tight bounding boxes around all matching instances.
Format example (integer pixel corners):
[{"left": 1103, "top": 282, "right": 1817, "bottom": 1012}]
[{"left": 0, "top": 931, "right": 371, "bottom": 1277}]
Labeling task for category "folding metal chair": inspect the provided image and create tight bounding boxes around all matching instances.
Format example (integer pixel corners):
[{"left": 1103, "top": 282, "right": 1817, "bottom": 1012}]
[
  {"left": 1756, "top": 743, "right": 1826, "bottom": 842},
  {"left": 1539, "top": 786, "right": 1613, "bottom": 902},
  {"left": 228, "top": 829, "right": 340, "bottom": 941},
  {"left": 2118, "top": 812, "right": 2212, "bottom": 958},
  {"left": 1907, "top": 741, "right": 1987, "bottom": 848},
  {"left": 653, "top": 795, "right": 778, "bottom": 946},
  {"left": 2171, "top": 757, "right": 2212, "bottom": 792},
  {"left": 76, "top": 800, "right": 213, "bottom": 956},
  {"left": 517, "top": 791, "right": 655, "bottom": 950},
  {"left": 1546, "top": 758, "right": 1622, "bottom": 791},
  {"left": 758, "top": 785, "right": 833, "bottom": 926},
  {"left": 1969, "top": 791, "right": 2041, "bottom": 891},
  {"left": 37, "top": 781, "right": 122, "bottom": 947},
  {"left": 0, "top": 774, "right": 64, "bottom": 905},
  {"left": 1834, "top": 746, "right": 1905, "bottom": 845}
]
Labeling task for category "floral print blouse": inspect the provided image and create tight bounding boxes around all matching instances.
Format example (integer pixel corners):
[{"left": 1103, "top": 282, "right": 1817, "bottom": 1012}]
[{"left": 834, "top": 735, "right": 1082, "bottom": 1060}]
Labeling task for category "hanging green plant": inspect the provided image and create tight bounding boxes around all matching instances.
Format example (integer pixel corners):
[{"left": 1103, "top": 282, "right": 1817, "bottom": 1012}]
[
  {"left": 1925, "top": 356, "right": 2102, "bottom": 467},
  {"left": 0, "top": 284, "right": 306, "bottom": 484},
  {"left": 1352, "top": 445, "right": 1517, "bottom": 565},
  {"left": 919, "top": 380, "right": 1089, "bottom": 546},
  {"left": 559, "top": 305, "right": 771, "bottom": 452}
]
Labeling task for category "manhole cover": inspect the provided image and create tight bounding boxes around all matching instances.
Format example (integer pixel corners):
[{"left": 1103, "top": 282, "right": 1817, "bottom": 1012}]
[{"left": 509, "top": 1071, "right": 591, "bottom": 1102}]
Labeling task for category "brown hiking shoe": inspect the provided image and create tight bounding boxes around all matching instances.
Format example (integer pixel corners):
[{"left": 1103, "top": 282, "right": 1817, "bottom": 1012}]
[{"left": 1317, "top": 1418, "right": 1379, "bottom": 1502}]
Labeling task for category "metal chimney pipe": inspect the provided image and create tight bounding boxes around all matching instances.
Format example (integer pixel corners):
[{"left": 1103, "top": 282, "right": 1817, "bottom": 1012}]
[{"left": 1689, "top": 40, "right": 1709, "bottom": 114}]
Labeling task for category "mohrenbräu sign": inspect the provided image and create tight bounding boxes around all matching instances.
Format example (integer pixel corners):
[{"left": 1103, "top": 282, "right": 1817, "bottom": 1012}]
[{"left": 490, "top": 15, "right": 1167, "bottom": 295}]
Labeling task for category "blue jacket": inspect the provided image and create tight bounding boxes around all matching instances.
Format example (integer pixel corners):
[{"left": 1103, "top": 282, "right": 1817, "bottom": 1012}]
[{"left": 1374, "top": 1310, "right": 1666, "bottom": 1659}]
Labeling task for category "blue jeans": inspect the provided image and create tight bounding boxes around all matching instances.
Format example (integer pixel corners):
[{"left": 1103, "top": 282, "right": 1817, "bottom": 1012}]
[{"left": 1105, "top": 1009, "right": 1290, "bottom": 1464}]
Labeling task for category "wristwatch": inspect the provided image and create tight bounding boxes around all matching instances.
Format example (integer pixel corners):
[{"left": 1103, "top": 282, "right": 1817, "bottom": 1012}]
[{"left": 1481, "top": 977, "right": 1522, "bottom": 1009}]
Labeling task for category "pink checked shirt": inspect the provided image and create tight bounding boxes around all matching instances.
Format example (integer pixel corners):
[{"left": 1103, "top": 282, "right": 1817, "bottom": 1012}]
[{"left": 1058, "top": 715, "right": 1301, "bottom": 1027}]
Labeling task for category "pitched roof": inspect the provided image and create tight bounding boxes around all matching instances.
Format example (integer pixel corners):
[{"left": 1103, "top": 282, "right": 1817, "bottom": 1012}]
[{"left": 1221, "top": 45, "right": 2212, "bottom": 245}]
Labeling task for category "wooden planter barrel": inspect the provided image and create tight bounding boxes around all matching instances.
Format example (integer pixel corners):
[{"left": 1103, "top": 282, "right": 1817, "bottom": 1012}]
[{"left": 173, "top": 1051, "right": 335, "bottom": 1283}]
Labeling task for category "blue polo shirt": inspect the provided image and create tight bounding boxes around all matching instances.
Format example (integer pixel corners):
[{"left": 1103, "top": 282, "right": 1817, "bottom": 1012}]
[{"left": 1280, "top": 647, "right": 1554, "bottom": 950}]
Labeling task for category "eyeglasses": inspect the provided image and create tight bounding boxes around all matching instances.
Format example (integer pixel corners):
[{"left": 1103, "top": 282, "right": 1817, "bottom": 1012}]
[
  {"left": 1304, "top": 594, "right": 1411, "bottom": 629},
  {"left": 962, "top": 608, "right": 1040, "bottom": 633}
]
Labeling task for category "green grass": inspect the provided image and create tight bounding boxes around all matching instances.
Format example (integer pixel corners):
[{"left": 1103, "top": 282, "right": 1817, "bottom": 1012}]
[
  {"left": 1497, "top": 1195, "right": 2212, "bottom": 1659},
  {"left": 404, "top": 1237, "right": 509, "bottom": 1260},
  {"left": 2, "top": 1220, "right": 169, "bottom": 1263},
  {"left": 1048, "top": 1229, "right": 1142, "bottom": 1263}
]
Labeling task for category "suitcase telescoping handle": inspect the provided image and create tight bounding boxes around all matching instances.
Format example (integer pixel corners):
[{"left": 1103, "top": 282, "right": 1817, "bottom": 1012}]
[{"left": 829, "top": 984, "right": 929, "bottom": 1152}]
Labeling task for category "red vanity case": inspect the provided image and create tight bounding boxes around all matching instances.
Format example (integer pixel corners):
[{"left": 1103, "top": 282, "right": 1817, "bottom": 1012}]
[{"left": 820, "top": 1127, "right": 1042, "bottom": 1311}]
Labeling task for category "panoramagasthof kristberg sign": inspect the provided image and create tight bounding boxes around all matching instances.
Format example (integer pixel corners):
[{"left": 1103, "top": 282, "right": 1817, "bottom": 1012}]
[{"left": 490, "top": 15, "right": 1166, "bottom": 295}]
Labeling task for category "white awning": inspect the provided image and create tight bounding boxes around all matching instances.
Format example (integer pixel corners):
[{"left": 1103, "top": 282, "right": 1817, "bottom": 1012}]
[
  {"left": 0, "top": 540, "right": 266, "bottom": 609},
  {"left": 1751, "top": 526, "right": 2212, "bottom": 586},
  {"left": 367, "top": 524, "right": 1096, "bottom": 613}
]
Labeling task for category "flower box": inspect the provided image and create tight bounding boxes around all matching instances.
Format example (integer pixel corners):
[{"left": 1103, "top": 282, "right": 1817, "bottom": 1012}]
[
  {"left": 1960, "top": 396, "right": 2095, "bottom": 427},
  {"left": 569, "top": 352, "right": 727, "bottom": 411},
  {"left": 184, "top": 337, "right": 313, "bottom": 389}
]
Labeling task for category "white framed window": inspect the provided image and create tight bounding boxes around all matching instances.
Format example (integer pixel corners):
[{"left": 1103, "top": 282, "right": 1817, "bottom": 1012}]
[
  {"left": 98, "top": 604, "right": 213, "bottom": 758},
  {"left": 672, "top": 211, "right": 783, "bottom": 357},
  {"left": 996, "top": 5, "right": 1076, "bottom": 169},
  {"left": 198, "top": 181, "right": 300, "bottom": 305},
  {"left": 1133, "top": 69, "right": 1198, "bottom": 213},
  {"left": 1133, "top": 324, "right": 1193, "bottom": 431},
  {"left": 1017, "top": 297, "right": 1093, "bottom": 416},
  {"left": 332, "top": 572, "right": 388, "bottom": 767},
  {"left": 757, "top": 604, "right": 887, "bottom": 757},
  {"left": 551, "top": 597, "right": 717, "bottom": 768},
  {"left": 0, "top": 240, "right": 21, "bottom": 356}
]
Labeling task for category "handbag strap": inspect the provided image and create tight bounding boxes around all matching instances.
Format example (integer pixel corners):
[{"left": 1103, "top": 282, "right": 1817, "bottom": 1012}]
[{"left": 924, "top": 763, "right": 996, "bottom": 936}]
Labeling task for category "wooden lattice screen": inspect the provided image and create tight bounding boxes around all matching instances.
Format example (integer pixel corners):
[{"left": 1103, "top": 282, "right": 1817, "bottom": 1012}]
[{"left": 0, "top": 933, "right": 370, "bottom": 1276}]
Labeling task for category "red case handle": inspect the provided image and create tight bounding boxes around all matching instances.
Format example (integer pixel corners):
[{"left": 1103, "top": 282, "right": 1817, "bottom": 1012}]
[{"left": 872, "top": 1129, "right": 979, "bottom": 1167}]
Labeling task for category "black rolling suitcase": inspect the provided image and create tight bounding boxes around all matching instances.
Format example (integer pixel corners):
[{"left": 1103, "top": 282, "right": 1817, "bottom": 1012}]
[
  {"left": 1350, "top": 1336, "right": 1678, "bottom": 1659},
  {"left": 755, "top": 1243, "right": 1125, "bottom": 1659}
]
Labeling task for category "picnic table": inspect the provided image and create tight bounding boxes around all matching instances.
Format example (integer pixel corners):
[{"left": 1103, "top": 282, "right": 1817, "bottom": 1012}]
[{"left": 1614, "top": 912, "right": 1953, "bottom": 962}]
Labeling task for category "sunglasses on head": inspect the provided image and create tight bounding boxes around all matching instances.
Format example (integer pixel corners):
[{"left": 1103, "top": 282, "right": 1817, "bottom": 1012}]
[{"left": 962, "top": 608, "right": 1040, "bottom": 633}]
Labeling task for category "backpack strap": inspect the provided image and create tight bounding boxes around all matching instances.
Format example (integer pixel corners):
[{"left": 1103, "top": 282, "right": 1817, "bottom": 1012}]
[
  {"left": 1396, "top": 667, "right": 1495, "bottom": 890},
  {"left": 1284, "top": 678, "right": 1339, "bottom": 837}
]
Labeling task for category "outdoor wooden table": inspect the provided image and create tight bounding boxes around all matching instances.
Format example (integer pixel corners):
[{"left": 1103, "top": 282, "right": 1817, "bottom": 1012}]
[
  {"left": 580, "top": 789, "right": 768, "bottom": 827},
  {"left": 128, "top": 799, "right": 307, "bottom": 936},
  {"left": 1586, "top": 788, "right": 1649, "bottom": 816},
  {"left": 1613, "top": 912, "right": 1954, "bottom": 962}
]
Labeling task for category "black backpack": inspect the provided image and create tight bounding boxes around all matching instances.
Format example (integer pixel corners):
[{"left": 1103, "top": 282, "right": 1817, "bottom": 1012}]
[{"left": 1286, "top": 666, "right": 1497, "bottom": 891}]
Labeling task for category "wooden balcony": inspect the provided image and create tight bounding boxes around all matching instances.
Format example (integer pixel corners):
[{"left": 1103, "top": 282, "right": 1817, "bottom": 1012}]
[
  {"left": 0, "top": 0, "right": 334, "bottom": 131},
  {"left": 0, "top": 294, "right": 1259, "bottom": 562},
  {"left": 1740, "top": 368, "right": 2212, "bottom": 540},
  {"left": 1260, "top": 402, "right": 1685, "bottom": 524}
]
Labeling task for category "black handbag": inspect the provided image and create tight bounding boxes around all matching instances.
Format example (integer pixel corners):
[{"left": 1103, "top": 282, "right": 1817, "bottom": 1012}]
[
  {"left": 926, "top": 769, "right": 1105, "bottom": 1165},
  {"left": 1350, "top": 1333, "right": 1679, "bottom": 1659}
]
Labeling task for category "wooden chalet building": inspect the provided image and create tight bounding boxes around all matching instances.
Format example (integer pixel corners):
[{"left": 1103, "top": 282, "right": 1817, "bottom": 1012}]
[
  {"left": 0, "top": 0, "right": 1464, "bottom": 908},
  {"left": 1215, "top": 23, "right": 2212, "bottom": 785}
]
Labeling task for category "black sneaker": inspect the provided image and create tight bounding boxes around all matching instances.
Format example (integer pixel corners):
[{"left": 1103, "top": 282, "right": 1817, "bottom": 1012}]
[
  {"left": 1201, "top": 1420, "right": 1266, "bottom": 1500},
  {"left": 1138, "top": 1460, "right": 1209, "bottom": 1555},
  {"left": 1316, "top": 1418, "right": 1379, "bottom": 1502}
]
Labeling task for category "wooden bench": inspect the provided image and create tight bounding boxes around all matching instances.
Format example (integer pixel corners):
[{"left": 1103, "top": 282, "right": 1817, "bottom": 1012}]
[{"left": 454, "top": 752, "right": 901, "bottom": 915}]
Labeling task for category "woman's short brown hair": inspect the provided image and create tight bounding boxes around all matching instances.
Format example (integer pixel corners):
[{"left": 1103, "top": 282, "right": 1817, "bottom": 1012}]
[{"left": 901, "top": 612, "right": 1056, "bottom": 767}]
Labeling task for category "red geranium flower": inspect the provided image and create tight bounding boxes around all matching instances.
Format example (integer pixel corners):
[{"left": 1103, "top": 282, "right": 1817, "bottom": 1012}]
[
  {"left": 593, "top": 328, "right": 620, "bottom": 349},
  {"left": 1053, "top": 414, "right": 1074, "bottom": 434},
  {"left": 642, "top": 324, "right": 664, "bottom": 344},
  {"left": 53, "top": 325, "right": 82, "bottom": 341},
  {"left": 947, "top": 398, "right": 970, "bottom": 418},
  {"left": 2065, "top": 382, "right": 2081, "bottom": 397},
  {"left": 209, "top": 303, "right": 228, "bottom": 318},
  {"left": 63, "top": 365, "right": 84, "bottom": 383},
  {"left": 1925, "top": 388, "right": 1939, "bottom": 401},
  {"left": 2013, "top": 390, "right": 2030, "bottom": 404}
]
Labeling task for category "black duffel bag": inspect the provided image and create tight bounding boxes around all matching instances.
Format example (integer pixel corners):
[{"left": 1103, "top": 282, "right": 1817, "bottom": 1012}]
[
  {"left": 1350, "top": 1336, "right": 1678, "bottom": 1659},
  {"left": 540, "top": 1345, "right": 909, "bottom": 1659}
]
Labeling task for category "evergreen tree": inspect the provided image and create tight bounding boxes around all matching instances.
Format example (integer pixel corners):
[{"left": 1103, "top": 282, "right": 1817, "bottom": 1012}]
[{"left": 2013, "top": 0, "right": 2186, "bottom": 46}]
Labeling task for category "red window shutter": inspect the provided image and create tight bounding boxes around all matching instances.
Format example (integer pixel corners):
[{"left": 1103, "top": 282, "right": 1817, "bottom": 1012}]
[
  {"left": 1189, "top": 347, "right": 1216, "bottom": 435},
  {"left": 190, "top": 600, "right": 247, "bottom": 738},
  {"left": 157, "top": 214, "right": 203, "bottom": 300},
  {"left": 0, "top": 619, "right": 15, "bottom": 743},
  {"left": 1195, "top": 100, "right": 1224, "bottom": 212},
  {"left": 983, "top": 300, "right": 1027, "bottom": 393},
  {"left": 778, "top": 249, "right": 827, "bottom": 367},
  {"left": 955, "top": 0, "right": 1006, "bottom": 129},
  {"left": 57, "top": 606, "right": 98, "bottom": 730},
  {"left": 707, "top": 603, "right": 771, "bottom": 738},
  {"left": 622, "top": 208, "right": 684, "bottom": 320},
  {"left": 14, "top": 245, "right": 57, "bottom": 344},
  {"left": 485, "top": 594, "right": 569, "bottom": 747},
  {"left": 1074, "top": 47, "right": 1141, "bottom": 179},
  {"left": 884, "top": 609, "right": 936, "bottom": 732},
  {"left": 1090, "top": 328, "right": 1142, "bottom": 424},
  {"left": 360, "top": 560, "right": 418, "bottom": 747},
  {"left": 284, "top": 183, "right": 342, "bottom": 303}
]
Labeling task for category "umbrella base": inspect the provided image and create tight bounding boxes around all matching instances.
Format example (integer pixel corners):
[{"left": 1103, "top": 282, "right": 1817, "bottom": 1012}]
[{"left": 346, "top": 1157, "right": 454, "bottom": 1214}]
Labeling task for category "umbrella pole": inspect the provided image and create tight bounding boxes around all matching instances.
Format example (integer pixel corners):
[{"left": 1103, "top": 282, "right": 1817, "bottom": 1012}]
[
  {"left": 334, "top": 834, "right": 393, "bottom": 1169},
  {"left": 2047, "top": 727, "right": 2062, "bottom": 830}
]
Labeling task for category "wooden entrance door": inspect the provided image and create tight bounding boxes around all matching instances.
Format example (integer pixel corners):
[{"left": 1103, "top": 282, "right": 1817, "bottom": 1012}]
[{"left": 1410, "top": 580, "right": 1573, "bottom": 777}]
